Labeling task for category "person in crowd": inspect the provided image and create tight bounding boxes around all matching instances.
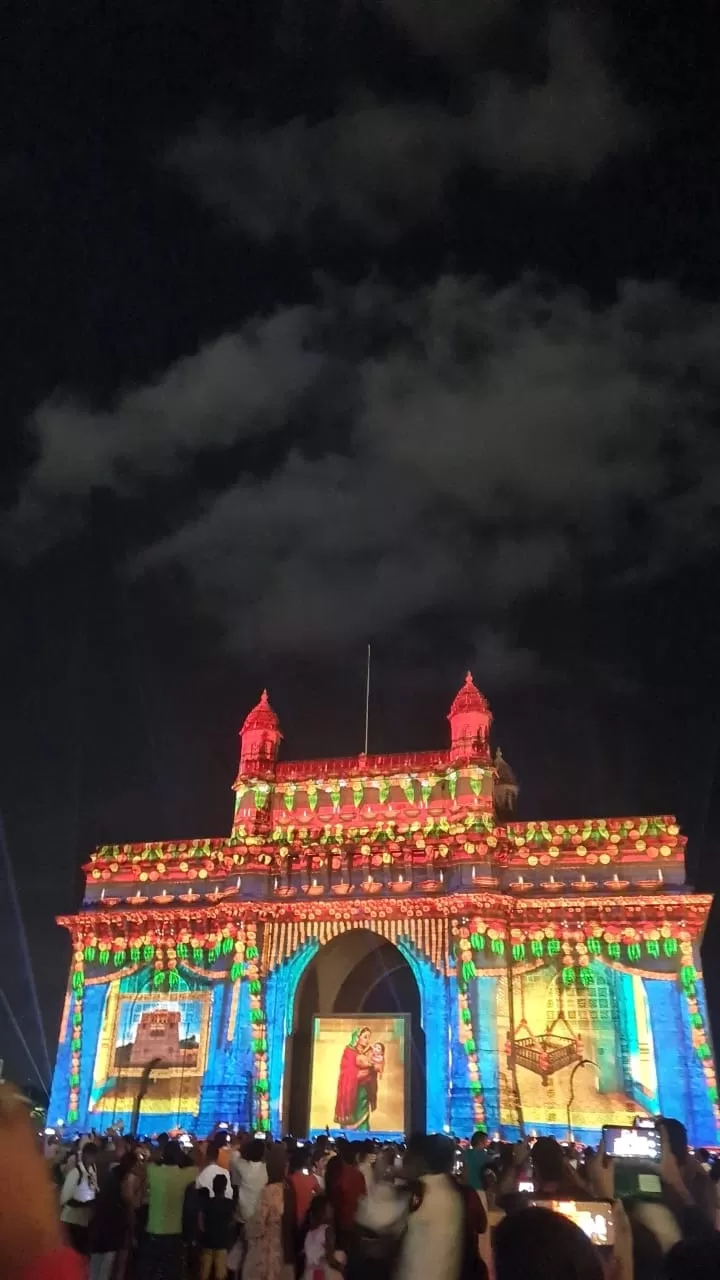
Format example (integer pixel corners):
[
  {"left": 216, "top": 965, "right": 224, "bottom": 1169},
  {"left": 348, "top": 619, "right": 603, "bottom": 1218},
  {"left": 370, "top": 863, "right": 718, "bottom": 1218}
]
[
  {"left": 198, "top": 1172, "right": 235, "bottom": 1280},
  {"left": 152, "top": 1134, "right": 169, "bottom": 1165},
  {"left": 328, "top": 1141, "right": 366, "bottom": 1250},
  {"left": 493, "top": 1206, "right": 605, "bottom": 1280},
  {"left": 198, "top": 1137, "right": 235, "bottom": 1199},
  {"left": 60, "top": 1139, "right": 99, "bottom": 1256},
  {"left": 227, "top": 1136, "right": 268, "bottom": 1275},
  {"left": 289, "top": 1147, "right": 320, "bottom": 1235},
  {"left": 88, "top": 1147, "right": 143, "bottom": 1280},
  {"left": 661, "top": 1118, "right": 716, "bottom": 1225},
  {"left": 301, "top": 1194, "right": 336, "bottom": 1280},
  {"left": 665, "top": 1232, "right": 720, "bottom": 1280},
  {"left": 455, "top": 1168, "right": 490, "bottom": 1279},
  {"left": 143, "top": 1137, "right": 197, "bottom": 1279},
  {"left": 243, "top": 1142, "right": 295, "bottom": 1280},
  {"left": 232, "top": 1136, "right": 269, "bottom": 1226},
  {"left": 0, "top": 1081, "right": 86, "bottom": 1280},
  {"left": 391, "top": 1134, "right": 465, "bottom": 1280},
  {"left": 310, "top": 1140, "right": 333, "bottom": 1193},
  {"left": 464, "top": 1132, "right": 492, "bottom": 1195},
  {"left": 357, "top": 1140, "right": 376, "bottom": 1194}
]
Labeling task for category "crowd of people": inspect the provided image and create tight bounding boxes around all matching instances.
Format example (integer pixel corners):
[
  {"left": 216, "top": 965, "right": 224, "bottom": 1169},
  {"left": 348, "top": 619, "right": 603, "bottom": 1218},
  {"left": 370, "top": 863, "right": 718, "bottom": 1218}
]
[{"left": 4, "top": 1081, "right": 720, "bottom": 1280}]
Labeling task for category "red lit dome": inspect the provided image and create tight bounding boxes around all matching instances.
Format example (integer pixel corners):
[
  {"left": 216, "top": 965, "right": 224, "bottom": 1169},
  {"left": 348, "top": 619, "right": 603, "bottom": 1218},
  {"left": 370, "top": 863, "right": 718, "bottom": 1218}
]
[
  {"left": 241, "top": 689, "right": 280, "bottom": 734},
  {"left": 448, "top": 672, "right": 489, "bottom": 720}
]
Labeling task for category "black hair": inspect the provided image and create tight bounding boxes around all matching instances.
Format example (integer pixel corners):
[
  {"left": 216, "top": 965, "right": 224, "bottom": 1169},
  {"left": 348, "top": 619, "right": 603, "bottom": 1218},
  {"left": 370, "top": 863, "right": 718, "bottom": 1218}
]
[
  {"left": 662, "top": 1118, "right": 688, "bottom": 1166},
  {"left": 494, "top": 1207, "right": 603, "bottom": 1280},
  {"left": 307, "top": 1194, "right": 330, "bottom": 1230},
  {"left": 244, "top": 1138, "right": 266, "bottom": 1163},
  {"left": 163, "top": 1139, "right": 184, "bottom": 1167}
]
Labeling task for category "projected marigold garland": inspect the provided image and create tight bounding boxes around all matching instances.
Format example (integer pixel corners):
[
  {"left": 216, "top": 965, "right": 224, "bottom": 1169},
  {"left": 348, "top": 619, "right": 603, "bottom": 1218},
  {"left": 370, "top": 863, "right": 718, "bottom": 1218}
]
[
  {"left": 86, "top": 812, "right": 682, "bottom": 882},
  {"left": 454, "top": 926, "right": 485, "bottom": 1126},
  {"left": 244, "top": 923, "right": 270, "bottom": 1130},
  {"left": 68, "top": 940, "right": 85, "bottom": 1123}
]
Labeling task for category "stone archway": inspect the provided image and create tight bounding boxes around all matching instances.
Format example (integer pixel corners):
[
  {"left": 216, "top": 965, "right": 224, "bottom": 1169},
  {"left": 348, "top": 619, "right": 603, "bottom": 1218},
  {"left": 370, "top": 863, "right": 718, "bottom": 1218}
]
[{"left": 285, "top": 928, "right": 426, "bottom": 1136}]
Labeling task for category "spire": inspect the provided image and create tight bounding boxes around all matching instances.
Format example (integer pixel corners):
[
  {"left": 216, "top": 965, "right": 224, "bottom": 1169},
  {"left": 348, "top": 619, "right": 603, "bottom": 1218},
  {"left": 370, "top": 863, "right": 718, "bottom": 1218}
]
[
  {"left": 448, "top": 672, "right": 491, "bottom": 763},
  {"left": 237, "top": 689, "right": 282, "bottom": 780}
]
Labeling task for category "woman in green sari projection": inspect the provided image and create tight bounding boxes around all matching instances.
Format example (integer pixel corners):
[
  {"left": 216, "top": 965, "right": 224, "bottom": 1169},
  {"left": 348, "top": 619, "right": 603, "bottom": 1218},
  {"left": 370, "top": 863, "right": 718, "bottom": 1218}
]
[{"left": 333, "top": 1025, "right": 381, "bottom": 1130}]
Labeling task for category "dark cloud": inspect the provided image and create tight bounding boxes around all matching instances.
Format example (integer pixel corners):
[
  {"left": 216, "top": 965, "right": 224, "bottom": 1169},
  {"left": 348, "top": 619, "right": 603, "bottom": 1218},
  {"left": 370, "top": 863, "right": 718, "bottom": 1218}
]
[
  {"left": 9, "top": 271, "right": 720, "bottom": 676},
  {"left": 473, "top": 13, "right": 645, "bottom": 179},
  {"left": 167, "top": 13, "right": 642, "bottom": 242},
  {"left": 166, "top": 102, "right": 455, "bottom": 243},
  {"left": 127, "top": 274, "right": 720, "bottom": 660},
  {"left": 6, "top": 308, "right": 321, "bottom": 551}
]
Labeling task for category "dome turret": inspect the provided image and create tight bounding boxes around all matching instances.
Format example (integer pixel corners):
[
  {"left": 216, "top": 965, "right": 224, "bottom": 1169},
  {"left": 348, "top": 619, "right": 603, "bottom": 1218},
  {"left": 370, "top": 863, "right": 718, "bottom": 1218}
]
[
  {"left": 447, "top": 672, "right": 491, "bottom": 763},
  {"left": 237, "top": 689, "right": 282, "bottom": 779}
]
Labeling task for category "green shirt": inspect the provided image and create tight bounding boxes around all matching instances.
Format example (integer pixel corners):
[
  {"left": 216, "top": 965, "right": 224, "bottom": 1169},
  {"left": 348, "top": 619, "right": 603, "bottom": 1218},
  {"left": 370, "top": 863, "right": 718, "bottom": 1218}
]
[
  {"left": 465, "top": 1147, "right": 492, "bottom": 1191},
  {"left": 146, "top": 1164, "right": 196, "bottom": 1236}
]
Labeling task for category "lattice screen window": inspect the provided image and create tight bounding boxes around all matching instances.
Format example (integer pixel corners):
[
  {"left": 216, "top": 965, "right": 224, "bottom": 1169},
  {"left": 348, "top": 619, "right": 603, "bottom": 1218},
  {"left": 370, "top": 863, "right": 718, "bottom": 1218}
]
[{"left": 546, "top": 970, "right": 613, "bottom": 1031}]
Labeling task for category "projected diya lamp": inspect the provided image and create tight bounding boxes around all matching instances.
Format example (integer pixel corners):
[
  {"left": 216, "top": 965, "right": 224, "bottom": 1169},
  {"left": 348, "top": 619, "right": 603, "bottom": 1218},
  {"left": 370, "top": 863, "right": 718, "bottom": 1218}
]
[
  {"left": 204, "top": 887, "right": 226, "bottom": 903},
  {"left": 304, "top": 877, "right": 324, "bottom": 897},
  {"left": 508, "top": 875, "right": 531, "bottom": 893},
  {"left": 331, "top": 881, "right": 352, "bottom": 895},
  {"left": 152, "top": 891, "right": 175, "bottom": 905},
  {"left": 276, "top": 883, "right": 298, "bottom": 897},
  {"left": 178, "top": 887, "right": 198, "bottom": 904},
  {"left": 540, "top": 874, "right": 563, "bottom": 893},
  {"left": 419, "top": 869, "right": 443, "bottom": 892},
  {"left": 604, "top": 872, "right": 630, "bottom": 891},
  {"left": 362, "top": 875, "right": 382, "bottom": 895},
  {"left": 391, "top": 872, "right": 411, "bottom": 893},
  {"left": 635, "top": 868, "right": 665, "bottom": 891},
  {"left": 470, "top": 867, "right": 498, "bottom": 889},
  {"left": 126, "top": 893, "right": 148, "bottom": 906},
  {"left": 571, "top": 874, "right": 594, "bottom": 892}
]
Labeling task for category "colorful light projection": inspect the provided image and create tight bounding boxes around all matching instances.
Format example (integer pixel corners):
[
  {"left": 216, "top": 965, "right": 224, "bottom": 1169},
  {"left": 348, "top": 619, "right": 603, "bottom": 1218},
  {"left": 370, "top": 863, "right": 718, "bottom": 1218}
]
[{"left": 48, "top": 678, "right": 718, "bottom": 1143}]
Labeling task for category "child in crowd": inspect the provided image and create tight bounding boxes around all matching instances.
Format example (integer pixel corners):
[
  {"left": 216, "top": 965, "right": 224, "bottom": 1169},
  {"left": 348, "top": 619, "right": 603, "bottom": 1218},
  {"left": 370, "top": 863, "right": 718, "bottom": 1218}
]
[
  {"left": 198, "top": 1172, "right": 235, "bottom": 1280},
  {"left": 303, "top": 1194, "right": 347, "bottom": 1280}
]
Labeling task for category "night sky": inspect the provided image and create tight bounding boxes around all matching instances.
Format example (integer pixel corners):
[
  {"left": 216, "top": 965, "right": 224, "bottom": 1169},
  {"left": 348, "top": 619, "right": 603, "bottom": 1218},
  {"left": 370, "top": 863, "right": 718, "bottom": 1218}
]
[{"left": 2, "top": 1, "right": 718, "bottom": 1088}]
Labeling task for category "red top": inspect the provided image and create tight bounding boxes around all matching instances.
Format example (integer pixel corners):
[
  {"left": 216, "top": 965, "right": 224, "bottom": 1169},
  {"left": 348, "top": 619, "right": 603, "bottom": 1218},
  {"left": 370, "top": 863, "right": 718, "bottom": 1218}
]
[
  {"left": 289, "top": 1169, "right": 319, "bottom": 1225},
  {"left": 331, "top": 1163, "right": 366, "bottom": 1230},
  {"left": 22, "top": 1248, "right": 84, "bottom": 1280}
]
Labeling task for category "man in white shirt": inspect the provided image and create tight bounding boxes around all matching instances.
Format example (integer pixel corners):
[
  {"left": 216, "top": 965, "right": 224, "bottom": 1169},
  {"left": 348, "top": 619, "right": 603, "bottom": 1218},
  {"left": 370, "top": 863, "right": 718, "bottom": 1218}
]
[{"left": 196, "top": 1137, "right": 234, "bottom": 1199}]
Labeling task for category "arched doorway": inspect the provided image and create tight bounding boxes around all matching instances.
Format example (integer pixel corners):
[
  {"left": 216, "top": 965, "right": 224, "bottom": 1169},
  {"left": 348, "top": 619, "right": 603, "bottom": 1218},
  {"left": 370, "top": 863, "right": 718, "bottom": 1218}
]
[{"left": 286, "top": 929, "right": 426, "bottom": 1136}]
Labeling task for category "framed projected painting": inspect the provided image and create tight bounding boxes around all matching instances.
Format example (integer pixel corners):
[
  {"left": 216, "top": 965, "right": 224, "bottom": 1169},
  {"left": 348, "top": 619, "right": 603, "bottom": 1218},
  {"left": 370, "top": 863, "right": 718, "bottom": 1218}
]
[
  {"left": 90, "top": 987, "right": 212, "bottom": 1118},
  {"left": 308, "top": 1015, "right": 408, "bottom": 1135}
]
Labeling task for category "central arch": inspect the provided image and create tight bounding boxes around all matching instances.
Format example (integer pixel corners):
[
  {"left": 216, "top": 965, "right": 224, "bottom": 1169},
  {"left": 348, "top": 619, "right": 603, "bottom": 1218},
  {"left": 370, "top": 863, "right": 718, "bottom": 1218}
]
[{"left": 285, "top": 928, "right": 426, "bottom": 1136}]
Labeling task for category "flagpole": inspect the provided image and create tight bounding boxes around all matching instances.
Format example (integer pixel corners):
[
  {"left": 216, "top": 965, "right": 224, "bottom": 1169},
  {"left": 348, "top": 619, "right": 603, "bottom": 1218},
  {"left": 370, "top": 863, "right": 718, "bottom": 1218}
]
[{"left": 364, "top": 644, "right": 371, "bottom": 756}]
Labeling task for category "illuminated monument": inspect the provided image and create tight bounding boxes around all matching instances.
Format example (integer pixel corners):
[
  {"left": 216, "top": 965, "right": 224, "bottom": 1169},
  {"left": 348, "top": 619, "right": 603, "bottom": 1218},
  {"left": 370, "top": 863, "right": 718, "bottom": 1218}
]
[{"left": 49, "top": 676, "right": 719, "bottom": 1143}]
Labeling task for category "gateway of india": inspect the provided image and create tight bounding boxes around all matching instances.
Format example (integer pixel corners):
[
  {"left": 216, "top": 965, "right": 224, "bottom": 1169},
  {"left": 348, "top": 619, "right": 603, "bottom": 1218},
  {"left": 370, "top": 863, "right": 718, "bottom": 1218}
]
[{"left": 49, "top": 675, "right": 718, "bottom": 1144}]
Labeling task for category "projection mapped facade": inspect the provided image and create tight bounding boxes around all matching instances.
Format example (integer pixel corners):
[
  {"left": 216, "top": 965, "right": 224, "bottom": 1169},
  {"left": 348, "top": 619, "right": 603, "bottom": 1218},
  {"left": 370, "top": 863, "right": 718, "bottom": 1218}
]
[{"left": 49, "top": 677, "right": 718, "bottom": 1143}]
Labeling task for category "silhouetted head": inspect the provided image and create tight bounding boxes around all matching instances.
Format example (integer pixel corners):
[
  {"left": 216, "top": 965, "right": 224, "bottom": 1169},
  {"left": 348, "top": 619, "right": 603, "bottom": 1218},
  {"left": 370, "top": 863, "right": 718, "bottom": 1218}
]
[
  {"left": 494, "top": 1207, "right": 603, "bottom": 1280},
  {"left": 163, "top": 1140, "right": 183, "bottom": 1167}
]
